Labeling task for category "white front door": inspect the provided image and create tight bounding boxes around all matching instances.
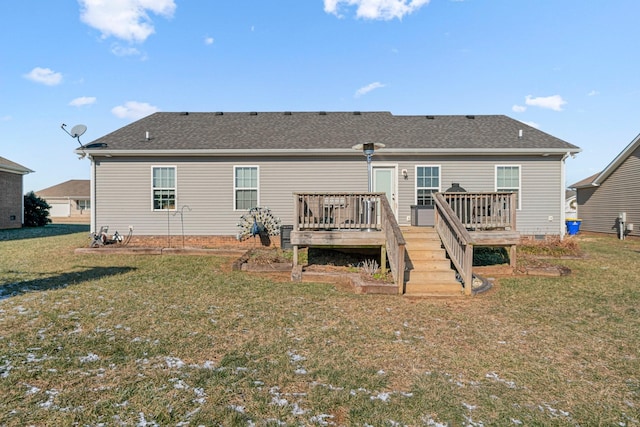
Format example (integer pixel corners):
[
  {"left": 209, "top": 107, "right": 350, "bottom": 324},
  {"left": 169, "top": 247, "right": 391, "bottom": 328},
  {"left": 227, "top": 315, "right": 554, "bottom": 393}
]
[{"left": 373, "top": 166, "right": 397, "bottom": 217}]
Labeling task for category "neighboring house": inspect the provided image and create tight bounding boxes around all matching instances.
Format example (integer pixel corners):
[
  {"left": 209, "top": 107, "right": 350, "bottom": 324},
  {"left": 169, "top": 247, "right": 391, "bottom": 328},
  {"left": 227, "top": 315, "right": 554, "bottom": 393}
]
[
  {"left": 570, "top": 132, "right": 640, "bottom": 238},
  {"left": 36, "top": 179, "right": 91, "bottom": 223},
  {"left": 76, "top": 112, "right": 581, "bottom": 241},
  {"left": 0, "top": 156, "right": 33, "bottom": 229},
  {"left": 565, "top": 189, "right": 577, "bottom": 218}
]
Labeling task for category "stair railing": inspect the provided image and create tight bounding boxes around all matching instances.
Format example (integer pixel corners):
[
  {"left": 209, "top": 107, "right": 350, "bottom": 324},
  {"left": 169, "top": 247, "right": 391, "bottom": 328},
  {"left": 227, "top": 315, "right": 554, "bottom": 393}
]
[
  {"left": 379, "top": 195, "right": 406, "bottom": 294},
  {"left": 433, "top": 193, "right": 474, "bottom": 295}
]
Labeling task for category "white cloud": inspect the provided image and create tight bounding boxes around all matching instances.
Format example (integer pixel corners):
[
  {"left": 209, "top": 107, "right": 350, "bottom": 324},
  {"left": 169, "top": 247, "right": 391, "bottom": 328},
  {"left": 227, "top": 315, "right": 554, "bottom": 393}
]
[
  {"left": 0, "top": 115, "right": 12, "bottom": 122},
  {"left": 512, "top": 105, "right": 526, "bottom": 113},
  {"left": 587, "top": 90, "right": 599, "bottom": 96},
  {"left": 69, "top": 97, "right": 97, "bottom": 107},
  {"left": 111, "top": 101, "right": 158, "bottom": 120},
  {"left": 324, "top": 0, "right": 430, "bottom": 20},
  {"left": 525, "top": 94, "right": 567, "bottom": 111},
  {"left": 355, "top": 82, "right": 385, "bottom": 98},
  {"left": 79, "top": 0, "right": 176, "bottom": 43},
  {"left": 23, "top": 67, "right": 63, "bottom": 86},
  {"left": 111, "top": 44, "right": 142, "bottom": 57},
  {"left": 204, "top": 37, "right": 214, "bottom": 45}
]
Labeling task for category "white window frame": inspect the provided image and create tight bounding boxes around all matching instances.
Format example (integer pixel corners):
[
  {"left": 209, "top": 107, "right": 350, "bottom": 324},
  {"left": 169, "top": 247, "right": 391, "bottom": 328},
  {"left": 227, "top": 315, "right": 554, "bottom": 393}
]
[
  {"left": 151, "top": 166, "right": 177, "bottom": 211},
  {"left": 77, "top": 199, "right": 91, "bottom": 210},
  {"left": 415, "top": 165, "right": 441, "bottom": 206},
  {"left": 495, "top": 165, "right": 521, "bottom": 210},
  {"left": 233, "top": 165, "right": 259, "bottom": 211}
]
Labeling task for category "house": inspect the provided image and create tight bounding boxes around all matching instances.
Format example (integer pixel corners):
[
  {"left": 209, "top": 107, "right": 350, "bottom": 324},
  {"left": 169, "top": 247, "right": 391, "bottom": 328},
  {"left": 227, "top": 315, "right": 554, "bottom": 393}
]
[
  {"left": 565, "top": 189, "right": 577, "bottom": 218},
  {"left": 0, "top": 156, "right": 33, "bottom": 229},
  {"left": 76, "top": 112, "right": 581, "bottom": 244},
  {"left": 36, "top": 179, "right": 91, "bottom": 223},
  {"left": 570, "top": 132, "right": 640, "bottom": 238}
]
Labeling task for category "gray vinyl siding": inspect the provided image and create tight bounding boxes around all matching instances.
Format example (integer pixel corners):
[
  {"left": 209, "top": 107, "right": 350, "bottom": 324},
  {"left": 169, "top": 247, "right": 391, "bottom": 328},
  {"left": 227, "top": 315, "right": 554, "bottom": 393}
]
[
  {"left": 95, "top": 156, "right": 369, "bottom": 236},
  {"left": 576, "top": 145, "right": 640, "bottom": 237},
  {"left": 391, "top": 155, "right": 564, "bottom": 236},
  {"left": 95, "top": 154, "right": 566, "bottom": 236}
]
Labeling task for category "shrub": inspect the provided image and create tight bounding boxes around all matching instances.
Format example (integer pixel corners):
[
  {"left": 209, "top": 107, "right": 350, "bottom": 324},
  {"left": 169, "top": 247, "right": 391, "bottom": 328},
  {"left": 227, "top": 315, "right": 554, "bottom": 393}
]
[{"left": 23, "top": 191, "right": 51, "bottom": 227}]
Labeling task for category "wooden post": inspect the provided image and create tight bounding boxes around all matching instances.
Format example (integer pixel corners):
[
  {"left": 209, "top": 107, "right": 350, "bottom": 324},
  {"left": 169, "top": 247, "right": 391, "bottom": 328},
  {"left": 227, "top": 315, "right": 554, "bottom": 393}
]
[
  {"left": 380, "top": 245, "right": 387, "bottom": 275},
  {"left": 464, "top": 244, "right": 473, "bottom": 296}
]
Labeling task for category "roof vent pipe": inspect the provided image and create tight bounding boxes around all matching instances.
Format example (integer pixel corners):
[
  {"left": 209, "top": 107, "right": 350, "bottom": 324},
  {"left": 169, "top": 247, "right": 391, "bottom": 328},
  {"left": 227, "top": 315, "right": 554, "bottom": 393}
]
[
  {"left": 518, "top": 129, "right": 523, "bottom": 139},
  {"left": 145, "top": 131, "right": 150, "bottom": 141}
]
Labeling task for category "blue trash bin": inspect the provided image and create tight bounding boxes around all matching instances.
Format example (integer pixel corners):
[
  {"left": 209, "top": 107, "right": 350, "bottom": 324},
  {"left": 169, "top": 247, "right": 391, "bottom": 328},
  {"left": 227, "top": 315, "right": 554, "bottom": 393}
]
[{"left": 566, "top": 218, "right": 582, "bottom": 235}]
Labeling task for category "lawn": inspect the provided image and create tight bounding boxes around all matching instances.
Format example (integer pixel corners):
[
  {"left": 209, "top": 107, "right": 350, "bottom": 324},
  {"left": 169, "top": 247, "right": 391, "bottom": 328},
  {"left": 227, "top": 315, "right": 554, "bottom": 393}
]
[{"left": 1, "top": 225, "right": 639, "bottom": 426}]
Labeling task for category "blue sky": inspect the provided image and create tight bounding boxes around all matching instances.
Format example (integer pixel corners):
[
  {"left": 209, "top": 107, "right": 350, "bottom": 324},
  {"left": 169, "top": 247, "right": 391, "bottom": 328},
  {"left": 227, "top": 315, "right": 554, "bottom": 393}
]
[{"left": 2, "top": 0, "right": 639, "bottom": 193}]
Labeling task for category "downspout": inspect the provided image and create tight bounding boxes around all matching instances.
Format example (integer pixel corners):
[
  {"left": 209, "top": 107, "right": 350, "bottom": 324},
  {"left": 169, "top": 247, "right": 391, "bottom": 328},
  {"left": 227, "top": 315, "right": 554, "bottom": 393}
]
[
  {"left": 560, "top": 152, "right": 570, "bottom": 240},
  {"left": 90, "top": 155, "right": 96, "bottom": 233}
]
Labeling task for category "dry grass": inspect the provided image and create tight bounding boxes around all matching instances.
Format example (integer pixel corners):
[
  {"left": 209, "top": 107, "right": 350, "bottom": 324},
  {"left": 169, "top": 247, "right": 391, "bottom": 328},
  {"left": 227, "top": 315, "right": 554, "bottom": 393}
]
[{"left": 0, "top": 225, "right": 639, "bottom": 426}]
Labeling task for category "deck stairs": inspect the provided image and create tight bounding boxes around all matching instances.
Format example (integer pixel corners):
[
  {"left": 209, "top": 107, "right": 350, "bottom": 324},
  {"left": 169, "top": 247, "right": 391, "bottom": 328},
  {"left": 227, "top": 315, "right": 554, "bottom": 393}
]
[{"left": 401, "top": 226, "right": 463, "bottom": 297}]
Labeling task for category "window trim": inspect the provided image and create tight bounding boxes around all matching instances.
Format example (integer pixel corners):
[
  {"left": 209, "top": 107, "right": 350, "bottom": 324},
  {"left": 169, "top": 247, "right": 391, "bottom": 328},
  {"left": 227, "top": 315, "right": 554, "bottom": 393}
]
[
  {"left": 233, "top": 165, "right": 259, "bottom": 211},
  {"left": 151, "top": 165, "right": 177, "bottom": 211},
  {"left": 414, "top": 165, "right": 441, "bottom": 206},
  {"left": 495, "top": 164, "right": 521, "bottom": 210}
]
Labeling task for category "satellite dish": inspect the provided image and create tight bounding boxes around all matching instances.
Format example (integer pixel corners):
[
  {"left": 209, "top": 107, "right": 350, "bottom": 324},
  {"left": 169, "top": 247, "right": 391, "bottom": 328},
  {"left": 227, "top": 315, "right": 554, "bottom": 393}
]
[
  {"left": 61, "top": 123, "right": 88, "bottom": 146},
  {"left": 70, "top": 124, "right": 87, "bottom": 138}
]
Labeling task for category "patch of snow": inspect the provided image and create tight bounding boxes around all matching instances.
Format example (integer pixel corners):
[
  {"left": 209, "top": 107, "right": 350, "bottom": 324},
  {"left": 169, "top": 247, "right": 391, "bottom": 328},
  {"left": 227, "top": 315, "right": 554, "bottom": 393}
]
[
  {"left": 371, "top": 392, "right": 391, "bottom": 402},
  {"left": 79, "top": 353, "right": 99, "bottom": 363},
  {"left": 165, "top": 356, "right": 185, "bottom": 369}
]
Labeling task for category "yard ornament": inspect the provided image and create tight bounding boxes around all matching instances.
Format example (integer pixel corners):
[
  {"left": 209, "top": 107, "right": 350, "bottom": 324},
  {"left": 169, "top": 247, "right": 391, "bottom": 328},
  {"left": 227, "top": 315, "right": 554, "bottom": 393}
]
[{"left": 236, "top": 207, "right": 281, "bottom": 243}]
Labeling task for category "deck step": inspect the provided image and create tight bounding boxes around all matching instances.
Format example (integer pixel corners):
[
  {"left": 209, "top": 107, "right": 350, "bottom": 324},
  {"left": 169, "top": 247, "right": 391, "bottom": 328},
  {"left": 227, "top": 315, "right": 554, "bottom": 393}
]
[{"left": 402, "top": 226, "right": 462, "bottom": 297}]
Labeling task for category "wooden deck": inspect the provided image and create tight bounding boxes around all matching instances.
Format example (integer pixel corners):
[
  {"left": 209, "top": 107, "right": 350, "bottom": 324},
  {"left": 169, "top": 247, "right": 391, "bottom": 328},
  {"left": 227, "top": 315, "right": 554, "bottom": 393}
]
[{"left": 290, "top": 191, "right": 520, "bottom": 296}]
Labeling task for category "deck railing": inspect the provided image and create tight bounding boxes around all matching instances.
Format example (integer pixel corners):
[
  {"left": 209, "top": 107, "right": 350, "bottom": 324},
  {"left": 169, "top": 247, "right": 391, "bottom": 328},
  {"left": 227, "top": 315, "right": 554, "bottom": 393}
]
[
  {"left": 441, "top": 192, "right": 517, "bottom": 231},
  {"left": 433, "top": 193, "right": 474, "bottom": 295},
  {"left": 294, "top": 192, "right": 382, "bottom": 231}
]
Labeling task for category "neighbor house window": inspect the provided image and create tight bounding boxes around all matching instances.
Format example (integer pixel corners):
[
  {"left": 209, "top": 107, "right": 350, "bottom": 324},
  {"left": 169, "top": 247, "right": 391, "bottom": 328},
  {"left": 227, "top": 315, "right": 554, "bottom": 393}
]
[
  {"left": 496, "top": 165, "right": 521, "bottom": 210},
  {"left": 416, "top": 165, "right": 440, "bottom": 206},
  {"left": 152, "top": 166, "right": 176, "bottom": 210},
  {"left": 234, "top": 166, "right": 258, "bottom": 210},
  {"left": 77, "top": 200, "right": 91, "bottom": 210}
]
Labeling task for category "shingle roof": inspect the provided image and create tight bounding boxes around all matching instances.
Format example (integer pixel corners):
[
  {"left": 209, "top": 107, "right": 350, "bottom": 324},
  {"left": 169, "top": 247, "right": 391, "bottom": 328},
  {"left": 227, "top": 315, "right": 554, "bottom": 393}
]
[
  {"left": 36, "top": 179, "right": 90, "bottom": 198},
  {"left": 0, "top": 156, "right": 33, "bottom": 174},
  {"left": 82, "top": 112, "right": 580, "bottom": 153}
]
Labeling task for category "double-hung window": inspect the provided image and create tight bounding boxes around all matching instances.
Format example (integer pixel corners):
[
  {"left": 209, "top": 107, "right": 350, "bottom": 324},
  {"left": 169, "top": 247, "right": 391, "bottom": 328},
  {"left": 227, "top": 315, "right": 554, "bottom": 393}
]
[
  {"left": 416, "top": 166, "right": 440, "bottom": 206},
  {"left": 234, "top": 166, "right": 258, "bottom": 210},
  {"left": 77, "top": 200, "right": 90, "bottom": 210},
  {"left": 152, "top": 166, "right": 176, "bottom": 210},
  {"left": 496, "top": 165, "right": 521, "bottom": 210}
]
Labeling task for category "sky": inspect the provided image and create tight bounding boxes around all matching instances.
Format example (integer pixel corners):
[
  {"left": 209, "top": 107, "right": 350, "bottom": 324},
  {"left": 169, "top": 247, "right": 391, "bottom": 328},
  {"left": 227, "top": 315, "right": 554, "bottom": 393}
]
[{"left": 1, "top": 0, "right": 639, "bottom": 193}]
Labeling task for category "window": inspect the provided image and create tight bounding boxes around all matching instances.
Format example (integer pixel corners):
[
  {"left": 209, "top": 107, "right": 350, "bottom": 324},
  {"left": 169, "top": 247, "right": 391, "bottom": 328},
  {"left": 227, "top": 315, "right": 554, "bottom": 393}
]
[
  {"left": 234, "top": 166, "right": 258, "bottom": 210},
  {"left": 152, "top": 166, "right": 176, "bottom": 210},
  {"left": 77, "top": 200, "right": 91, "bottom": 210},
  {"left": 416, "top": 166, "right": 440, "bottom": 206},
  {"left": 496, "top": 165, "right": 521, "bottom": 209}
]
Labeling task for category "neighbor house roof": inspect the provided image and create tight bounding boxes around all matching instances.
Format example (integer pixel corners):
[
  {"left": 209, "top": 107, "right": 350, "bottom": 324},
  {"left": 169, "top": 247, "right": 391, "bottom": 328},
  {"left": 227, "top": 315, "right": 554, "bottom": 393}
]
[
  {"left": 571, "top": 132, "right": 640, "bottom": 189},
  {"left": 78, "top": 112, "right": 581, "bottom": 157},
  {"left": 36, "top": 179, "right": 90, "bottom": 198},
  {"left": 0, "top": 156, "right": 33, "bottom": 175}
]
